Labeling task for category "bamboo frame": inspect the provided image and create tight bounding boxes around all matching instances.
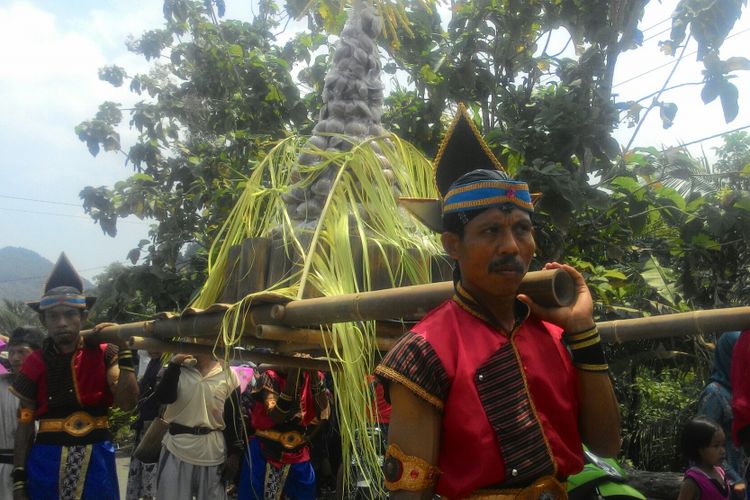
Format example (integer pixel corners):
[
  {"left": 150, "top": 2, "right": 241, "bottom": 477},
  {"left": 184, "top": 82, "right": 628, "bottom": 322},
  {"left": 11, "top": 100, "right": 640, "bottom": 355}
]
[{"left": 127, "top": 336, "right": 337, "bottom": 371}]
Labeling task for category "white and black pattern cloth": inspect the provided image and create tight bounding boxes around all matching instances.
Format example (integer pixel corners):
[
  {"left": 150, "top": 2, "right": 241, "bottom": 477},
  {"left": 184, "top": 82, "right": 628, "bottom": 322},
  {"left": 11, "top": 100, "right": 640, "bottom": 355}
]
[
  {"left": 126, "top": 429, "right": 158, "bottom": 500},
  {"left": 59, "top": 444, "right": 93, "bottom": 500},
  {"left": 264, "top": 463, "right": 291, "bottom": 500}
]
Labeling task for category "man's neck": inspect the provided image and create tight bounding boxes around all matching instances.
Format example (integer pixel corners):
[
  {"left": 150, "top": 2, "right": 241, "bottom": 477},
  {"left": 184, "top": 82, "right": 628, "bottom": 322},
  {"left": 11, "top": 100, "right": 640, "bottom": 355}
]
[
  {"left": 461, "top": 282, "right": 519, "bottom": 332},
  {"left": 196, "top": 357, "right": 219, "bottom": 376}
]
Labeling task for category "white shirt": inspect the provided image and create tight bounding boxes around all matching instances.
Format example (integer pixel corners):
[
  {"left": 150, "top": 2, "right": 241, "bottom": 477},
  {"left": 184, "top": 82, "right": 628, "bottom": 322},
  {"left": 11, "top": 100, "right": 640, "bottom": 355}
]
[{"left": 162, "top": 364, "right": 240, "bottom": 466}]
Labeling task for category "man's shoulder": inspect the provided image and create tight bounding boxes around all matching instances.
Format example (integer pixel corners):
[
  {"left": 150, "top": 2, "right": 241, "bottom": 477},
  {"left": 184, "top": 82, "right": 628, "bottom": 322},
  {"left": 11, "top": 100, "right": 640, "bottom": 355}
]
[{"left": 413, "top": 298, "right": 463, "bottom": 330}]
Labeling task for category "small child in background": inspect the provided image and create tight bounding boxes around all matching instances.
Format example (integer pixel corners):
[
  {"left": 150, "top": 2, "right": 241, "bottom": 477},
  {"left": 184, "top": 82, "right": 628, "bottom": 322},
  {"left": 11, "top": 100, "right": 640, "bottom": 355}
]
[{"left": 678, "top": 417, "right": 733, "bottom": 500}]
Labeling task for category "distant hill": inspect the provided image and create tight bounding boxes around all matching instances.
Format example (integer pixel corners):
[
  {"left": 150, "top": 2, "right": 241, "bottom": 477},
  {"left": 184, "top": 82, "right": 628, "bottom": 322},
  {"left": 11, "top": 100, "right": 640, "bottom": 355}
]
[{"left": 0, "top": 247, "right": 94, "bottom": 303}]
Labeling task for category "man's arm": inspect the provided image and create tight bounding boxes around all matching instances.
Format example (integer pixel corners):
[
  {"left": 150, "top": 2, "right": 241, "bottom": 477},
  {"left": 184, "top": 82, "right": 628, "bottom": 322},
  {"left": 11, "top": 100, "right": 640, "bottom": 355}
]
[
  {"left": 518, "top": 262, "right": 621, "bottom": 457},
  {"left": 102, "top": 344, "right": 139, "bottom": 411},
  {"left": 386, "top": 383, "right": 442, "bottom": 500},
  {"left": 13, "top": 400, "right": 36, "bottom": 500},
  {"left": 153, "top": 361, "right": 183, "bottom": 405},
  {"left": 576, "top": 371, "right": 621, "bottom": 457},
  {"left": 221, "top": 387, "right": 244, "bottom": 484},
  {"left": 107, "top": 360, "right": 139, "bottom": 411}
]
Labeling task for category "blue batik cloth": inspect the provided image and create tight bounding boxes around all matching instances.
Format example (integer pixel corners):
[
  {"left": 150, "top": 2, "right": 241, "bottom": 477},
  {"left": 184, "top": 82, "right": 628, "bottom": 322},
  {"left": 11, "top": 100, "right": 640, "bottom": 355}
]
[
  {"left": 238, "top": 438, "right": 315, "bottom": 500},
  {"left": 26, "top": 441, "right": 119, "bottom": 500}
]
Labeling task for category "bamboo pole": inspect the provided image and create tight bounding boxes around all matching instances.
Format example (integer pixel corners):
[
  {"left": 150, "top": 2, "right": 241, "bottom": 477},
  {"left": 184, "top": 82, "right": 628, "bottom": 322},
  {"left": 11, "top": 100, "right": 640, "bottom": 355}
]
[
  {"left": 256, "top": 324, "right": 399, "bottom": 352},
  {"left": 598, "top": 306, "right": 750, "bottom": 343},
  {"left": 270, "top": 269, "right": 574, "bottom": 327},
  {"left": 127, "top": 336, "right": 338, "bottom": 371}
]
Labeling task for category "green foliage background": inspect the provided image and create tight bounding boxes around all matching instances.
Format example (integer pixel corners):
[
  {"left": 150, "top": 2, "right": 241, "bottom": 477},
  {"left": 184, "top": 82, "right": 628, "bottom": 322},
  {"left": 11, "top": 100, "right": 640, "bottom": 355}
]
[{"left": 75, "top": 0, "right": 750, "bottom": 471}]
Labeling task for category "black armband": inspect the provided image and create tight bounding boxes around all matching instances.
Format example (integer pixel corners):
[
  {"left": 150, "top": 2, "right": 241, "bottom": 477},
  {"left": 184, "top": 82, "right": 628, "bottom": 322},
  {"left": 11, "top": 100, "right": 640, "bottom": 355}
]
[
  {"left": 118, "top": 349, "right": 135, "bottom": 372},
  {"left": 563, "top": 326, "right": 609, "bottom": 372}
]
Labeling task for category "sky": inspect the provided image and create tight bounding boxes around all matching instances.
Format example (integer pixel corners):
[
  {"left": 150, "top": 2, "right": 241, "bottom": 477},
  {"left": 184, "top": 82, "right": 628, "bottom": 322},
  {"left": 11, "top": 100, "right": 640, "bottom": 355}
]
[{"left": 0, "top": 0, "right": 749, "bottom": 287}]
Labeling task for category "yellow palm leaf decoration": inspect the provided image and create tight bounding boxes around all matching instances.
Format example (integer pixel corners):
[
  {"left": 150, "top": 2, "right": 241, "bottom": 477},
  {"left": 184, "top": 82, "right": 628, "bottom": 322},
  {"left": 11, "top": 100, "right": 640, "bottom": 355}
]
[{"left": 191, "top": 0, "right": 444, "bottom": 495}]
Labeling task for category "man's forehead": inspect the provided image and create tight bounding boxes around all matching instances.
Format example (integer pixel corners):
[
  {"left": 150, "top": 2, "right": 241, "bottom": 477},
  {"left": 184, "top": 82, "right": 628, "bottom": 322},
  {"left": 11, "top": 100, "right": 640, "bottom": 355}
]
[
  {"left": 8, "top": 343, "right": 33, "bottom": 350},
  {"left": 44, "top": 305, "right": 80, "bottom": 314},
  {"left": 469, "top": 206, "right": 533, "bottom": 224}
]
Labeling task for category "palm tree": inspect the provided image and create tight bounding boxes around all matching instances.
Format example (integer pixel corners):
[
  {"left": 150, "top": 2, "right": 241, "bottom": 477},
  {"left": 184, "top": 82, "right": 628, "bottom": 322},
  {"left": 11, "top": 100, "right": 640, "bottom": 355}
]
[{"left": 0, "top": 299, "right": 42, "bottom": 337}]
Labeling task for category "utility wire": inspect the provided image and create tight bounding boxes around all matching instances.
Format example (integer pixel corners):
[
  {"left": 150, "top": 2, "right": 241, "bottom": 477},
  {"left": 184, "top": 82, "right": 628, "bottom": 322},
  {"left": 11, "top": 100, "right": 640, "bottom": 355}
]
[
  {"left": 613, "top": 27, "right": 750, "bottom": 89},
  {"left": 642, "top": 26, "right": 672, "bottom": 44},
  {"left": 664, "top": 123, "right": 750, "bottom": 150},
  {"left": 0, "top": 266, "right": 111, "bottom": 285},
  {"left": 0, "top": 207, "right": 151, "bottom": 226},
  {"left": 0, "top": 194, "right": 81, "bottom": 207},
  {"left": 640, "top": 16, "right": 672, "bottom": 34}
]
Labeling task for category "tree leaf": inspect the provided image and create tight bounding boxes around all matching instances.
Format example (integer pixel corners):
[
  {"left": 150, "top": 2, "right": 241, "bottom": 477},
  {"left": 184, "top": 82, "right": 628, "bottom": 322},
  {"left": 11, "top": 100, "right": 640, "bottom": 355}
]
[
  {"left": 659, "top": 102, "right": 678, "bottom": 129},
  {"left": 719, "top": 80, "right": 739, "bottom": 122},
  {"left": 640, "top": 254, "right": 677, "bottom": 307},
  {"left": 723, "top": 56, "right": 750, "bottom": 72},
  {"left": 701, "top": 78, "right": 720, "bottom": 104}
]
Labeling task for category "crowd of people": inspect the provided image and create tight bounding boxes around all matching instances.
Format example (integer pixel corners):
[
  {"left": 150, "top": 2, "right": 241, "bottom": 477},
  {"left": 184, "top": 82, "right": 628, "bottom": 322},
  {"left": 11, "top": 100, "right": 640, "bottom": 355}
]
[{"left": 0, "top": 106, "right": 748, "bottom": 499}]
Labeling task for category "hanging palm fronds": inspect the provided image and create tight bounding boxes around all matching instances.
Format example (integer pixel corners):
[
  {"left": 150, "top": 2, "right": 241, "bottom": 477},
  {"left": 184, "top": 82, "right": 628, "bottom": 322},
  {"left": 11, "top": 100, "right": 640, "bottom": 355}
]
[{"left": 191, "top": 132, "right": 440, "bottom": 497}]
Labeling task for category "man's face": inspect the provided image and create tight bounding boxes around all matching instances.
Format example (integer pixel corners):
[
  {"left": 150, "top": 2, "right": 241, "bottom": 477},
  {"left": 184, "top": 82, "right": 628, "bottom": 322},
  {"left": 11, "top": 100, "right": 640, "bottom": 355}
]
[
  {"left": 442, "top": 207, "right": 535, "bottom": 301},
  {"left": 8, "top": 344, "right": 34, "bottom": 373},
  {"left": 41, "top": 305, "right": 85, "bottom": 350}
]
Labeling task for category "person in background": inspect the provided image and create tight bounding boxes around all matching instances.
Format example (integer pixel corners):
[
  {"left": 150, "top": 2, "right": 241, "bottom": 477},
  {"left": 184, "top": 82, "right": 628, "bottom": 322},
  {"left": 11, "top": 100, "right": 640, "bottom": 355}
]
[
  {"left": 677, "top": 417, "right": 732, "bottom": 500},
  {"left": 153, "top": 352, "right": 243, "bottom": 500},
  {"left": 732, "top": 330, "right": 750, "bottom": 500},
  {"left": 697, "top": 332, "right": 747, "bottom": 496},
  {"left": 0, "top": 326, "right": 44, "bottom": 497},
  {"left": 126, "top": 351, "right": 163, "bottom": 500},
  {"left": 10, "top": 253, "right": 139, "bottom": 500},
  {"left": 239, "top": 365, "right": 330, "bottom": 499}
]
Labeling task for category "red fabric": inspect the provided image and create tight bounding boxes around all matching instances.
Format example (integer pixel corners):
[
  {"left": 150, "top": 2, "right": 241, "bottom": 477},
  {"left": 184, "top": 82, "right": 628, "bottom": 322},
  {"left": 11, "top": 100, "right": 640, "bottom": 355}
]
[
  {"left": 366, "top": 374, "right": 391, "bottom": 424},
  {"left": 251, "top": 369, "right": 326, "bottom": 465},
  {"left": 74, "top": 344, "right": 113, "bottom": 408},
  {"left": 412, "top": 300, "right": 583, "bottom": 498},
  {"left": 731, "top": 330, "right": 750, "bottom": 446},
  {"left": 19, "top": 344, "right": 112, "bottom": 417}
]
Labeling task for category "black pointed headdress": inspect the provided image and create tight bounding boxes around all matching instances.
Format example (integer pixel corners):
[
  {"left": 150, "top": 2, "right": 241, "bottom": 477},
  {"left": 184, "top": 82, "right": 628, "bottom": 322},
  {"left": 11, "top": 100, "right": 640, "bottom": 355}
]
[
  {"left": 27, "top": 253, "right": 96, "bottom": 312},
  {"left": 399, "top": 104, "right": 538, "bottom": 232}
]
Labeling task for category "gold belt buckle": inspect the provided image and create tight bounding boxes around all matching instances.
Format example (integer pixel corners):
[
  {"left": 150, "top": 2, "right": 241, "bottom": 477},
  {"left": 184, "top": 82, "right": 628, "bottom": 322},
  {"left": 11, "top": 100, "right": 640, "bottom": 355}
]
[
  {"left": 63, "top": 411, "right": 95, "bottom": 438},
  {"left": 525, "top": 476, "right": 567, "bottom": 500},
  {"left": 468, "top": 476, "right": 567, "bottom": 500},
  {"left": 278, "top": 431, "right": 305, "bottom": 449}
]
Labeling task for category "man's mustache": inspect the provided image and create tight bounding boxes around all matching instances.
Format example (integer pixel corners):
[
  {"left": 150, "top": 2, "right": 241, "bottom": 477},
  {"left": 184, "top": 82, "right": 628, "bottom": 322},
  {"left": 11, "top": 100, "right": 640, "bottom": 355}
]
[{"left": 487, "top": 256, "right": 525, "bottom": 274}]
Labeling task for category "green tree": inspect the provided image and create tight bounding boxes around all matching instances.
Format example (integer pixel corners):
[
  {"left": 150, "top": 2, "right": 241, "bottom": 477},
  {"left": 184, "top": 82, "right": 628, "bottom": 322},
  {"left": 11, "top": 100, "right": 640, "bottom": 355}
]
[
  {"left": 0, "top": 299, "right": 42, "bottom": 337},
  {"left": 77, "top": 0, "right": 750, "bottom": 471}
]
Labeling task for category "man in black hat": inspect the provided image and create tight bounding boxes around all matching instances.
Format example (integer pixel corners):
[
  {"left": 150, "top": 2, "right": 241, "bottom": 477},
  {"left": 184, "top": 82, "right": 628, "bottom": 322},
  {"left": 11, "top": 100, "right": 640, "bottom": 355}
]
[
  {"left": 1, "top": 326, "right": 44, "bottom": 497},
  {"left": 376, "top": 106, "right": 620, "bottom": 498},
  {"left": 10, "top": 253, "right": 139, "bottom": 499}
]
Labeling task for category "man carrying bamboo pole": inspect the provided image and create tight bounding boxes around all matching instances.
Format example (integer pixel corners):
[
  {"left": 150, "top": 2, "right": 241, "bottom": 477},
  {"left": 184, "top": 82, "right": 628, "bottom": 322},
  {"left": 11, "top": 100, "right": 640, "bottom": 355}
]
[
  {"left": 9, "top": 253, "right": 139, "bottom": 499},
  {"left": 375, "top": 106, "right": 621, "bottom": 499}
]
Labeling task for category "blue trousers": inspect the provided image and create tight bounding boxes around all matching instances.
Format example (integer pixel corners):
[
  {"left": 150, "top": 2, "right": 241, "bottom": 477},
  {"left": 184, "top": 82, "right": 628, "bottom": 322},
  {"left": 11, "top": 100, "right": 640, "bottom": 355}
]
[
  {"left": 238, "top": 438, "right": 315, "bottom": 499},
  {"left": 27, "top": 441, "right": 119, "bottom": 500}
]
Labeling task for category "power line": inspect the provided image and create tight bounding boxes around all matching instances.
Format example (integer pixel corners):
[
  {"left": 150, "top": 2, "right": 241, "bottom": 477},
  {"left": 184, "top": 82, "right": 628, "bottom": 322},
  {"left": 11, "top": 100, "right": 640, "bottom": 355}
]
[
  {"left": 613, "top": 27, "right": 750, "bottom": 89},
  {"left": 0, "top": 194, "right": 81, "bottom": 207},
  {"left": 0, "top": 207, "right": 151, "bottom": 226},
  {"left": 0, "top": 266, "right": 111, "bottom": 285},
  {"left": 640, "top": 17, "right": 672, "bottom": 34},
  {"left": 642, "top": 26, "right": 672, "bottom": 44},
  {"left": 665, "top": 123, "right": 750, "bottom": 150}
]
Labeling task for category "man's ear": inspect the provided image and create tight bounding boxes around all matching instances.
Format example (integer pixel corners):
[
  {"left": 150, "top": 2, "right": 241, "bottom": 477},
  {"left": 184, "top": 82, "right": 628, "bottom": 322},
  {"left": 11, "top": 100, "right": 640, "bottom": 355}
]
[{"left": 441, "top": 231, "right": 460, "bottom": 260}]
